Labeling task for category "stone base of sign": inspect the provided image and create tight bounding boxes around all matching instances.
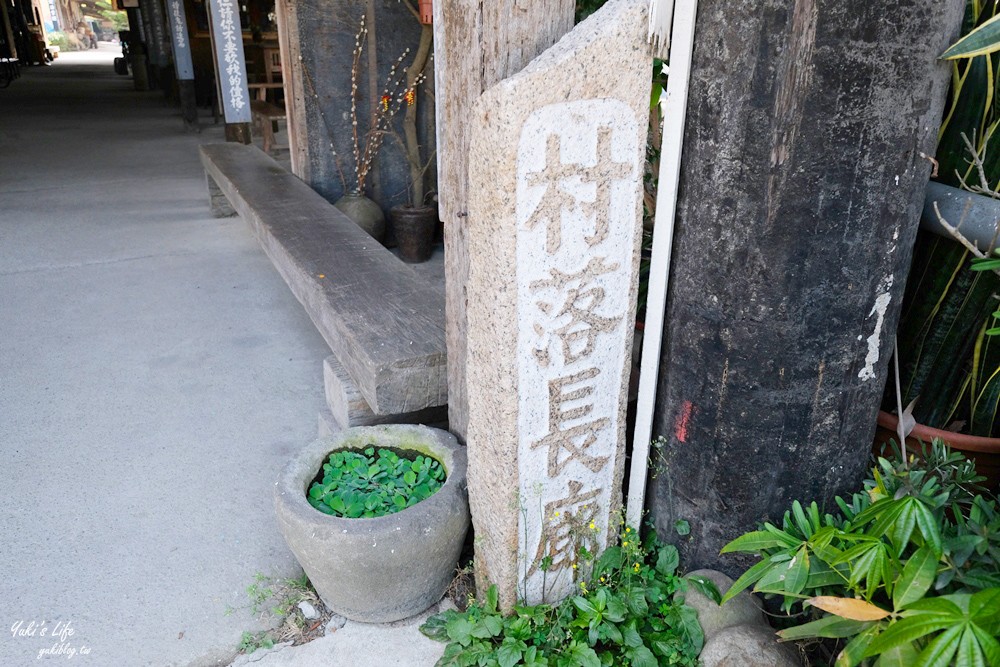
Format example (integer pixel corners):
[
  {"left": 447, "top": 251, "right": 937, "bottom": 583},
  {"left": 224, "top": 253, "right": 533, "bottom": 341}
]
[
  {"left": 465, "top": 0, "right": 651, "bottom": 610},
  {"left": 130, "top": 53, "right": 149, "bottom": 91}
]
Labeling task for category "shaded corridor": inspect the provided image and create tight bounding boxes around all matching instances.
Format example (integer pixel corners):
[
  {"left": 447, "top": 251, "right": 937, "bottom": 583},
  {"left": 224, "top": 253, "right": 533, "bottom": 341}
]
[{"left": 1, "top": 47, "right": 330, "bottom": 666}]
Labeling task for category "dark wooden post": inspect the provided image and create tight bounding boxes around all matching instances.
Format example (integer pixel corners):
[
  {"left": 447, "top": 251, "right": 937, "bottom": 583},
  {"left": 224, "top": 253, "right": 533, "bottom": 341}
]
[
  {"left": 136, "top": 0, "right": 159, "bottom": 87},
  {"left": 1, "top": 0, "right": 17, "bottom": 60},
  {"left": 646, "top": 0, "right": 966, "bottom": 571},
  {"left": 207, "top": 0, "right": 251, "bottom": 143},
  {"left": 139, "top": 0, "right": 169, "bottom": 91},
  {"left": 126, "top": 7, "right": 150, "bottom": 91},
  {"left": 165, "top": 0, "right": 198, "bottom": 129},
  {"left": 435, "top": 0, "right": 576, "bottom": 441}
]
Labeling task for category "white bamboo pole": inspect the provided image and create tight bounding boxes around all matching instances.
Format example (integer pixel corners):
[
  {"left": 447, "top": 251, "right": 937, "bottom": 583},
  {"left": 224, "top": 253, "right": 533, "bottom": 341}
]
[{"left": 626, "top": 0, "right": 699, "bottom": 530}]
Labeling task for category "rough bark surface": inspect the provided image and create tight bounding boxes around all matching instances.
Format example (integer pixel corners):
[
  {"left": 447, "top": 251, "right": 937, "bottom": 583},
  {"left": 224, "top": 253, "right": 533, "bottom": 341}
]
[
  {"left": 648, "top": 0, "right": 965, "bottom": 571},
  {"left": 435, "top": 0, "right": 575, "bottom": 441}
]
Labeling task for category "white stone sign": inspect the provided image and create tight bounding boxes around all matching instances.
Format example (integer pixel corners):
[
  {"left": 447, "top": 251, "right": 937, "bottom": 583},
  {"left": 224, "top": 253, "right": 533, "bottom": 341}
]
[
  {"left": 516, "top": 100, "right": 639, "bottom": 603},
  {"left": 465, "top": 0, "right": 651, "bottom": 610}
]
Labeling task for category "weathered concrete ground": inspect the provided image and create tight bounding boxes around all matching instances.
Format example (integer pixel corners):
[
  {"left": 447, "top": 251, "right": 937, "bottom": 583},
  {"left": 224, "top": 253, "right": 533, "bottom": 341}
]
[{"left": 0, "top": 46, "right": 334, "bottom": 666}]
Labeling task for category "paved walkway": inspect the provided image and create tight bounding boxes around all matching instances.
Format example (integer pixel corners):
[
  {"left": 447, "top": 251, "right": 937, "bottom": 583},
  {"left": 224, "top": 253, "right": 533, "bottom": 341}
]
[{"left": 0, "top": 47, "right": 333, "bottom": 666}]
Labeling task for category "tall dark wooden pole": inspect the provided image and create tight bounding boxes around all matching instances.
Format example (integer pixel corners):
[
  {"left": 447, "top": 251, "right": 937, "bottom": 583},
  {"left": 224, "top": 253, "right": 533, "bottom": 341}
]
[
  {"left": 207, "top": 0, "right": 251, "bottom": 143},
  {"left": 126, "top": 7, "right": 150, "bottom": 91},
  {"left": 1, "top": 0, "right": 17, "bottom": 60},
  {"left": 165, "top": 0, "right": 198, "bottom": 129},
  {"left": 647, "top": 0, "right": 966, "bottom": 570}
]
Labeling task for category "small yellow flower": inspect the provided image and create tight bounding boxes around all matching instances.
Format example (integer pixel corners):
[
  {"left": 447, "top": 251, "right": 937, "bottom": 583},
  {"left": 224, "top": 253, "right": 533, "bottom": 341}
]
[
  {"left": 625, "top": 527, "right": 631, "bottom": 534},
  {"left": 600, "top": 576, "right": 605, "bottom": 583},
  {"left": 622, "top": 541, "right": 629, "bottom": 547},
  {"left": 633, "top": 563, "right": 640, "bottom": 572},
  {"left": 572, "top": 563, "right": 578, "bottom": 570},
  {"left": 589, "top": 522, "right": 596, "bottom": 530}
]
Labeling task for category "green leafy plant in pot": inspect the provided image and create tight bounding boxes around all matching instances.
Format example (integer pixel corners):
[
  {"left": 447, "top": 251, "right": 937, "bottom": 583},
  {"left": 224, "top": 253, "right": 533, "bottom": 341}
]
[
  {"left": 307, "top": 446, "right": 445, "bottom": 518},
  {"left": 274, "top": 424, "right": 470, "bottom": 623}
]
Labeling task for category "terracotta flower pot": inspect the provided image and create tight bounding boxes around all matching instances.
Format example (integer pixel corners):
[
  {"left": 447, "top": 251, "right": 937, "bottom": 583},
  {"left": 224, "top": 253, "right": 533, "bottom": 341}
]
[
  {"left": 875, "top": 410, "right": 1000, "bottom": 491},
  {"left": 418, "top": 0, "right": 433, "bottom": 24}
]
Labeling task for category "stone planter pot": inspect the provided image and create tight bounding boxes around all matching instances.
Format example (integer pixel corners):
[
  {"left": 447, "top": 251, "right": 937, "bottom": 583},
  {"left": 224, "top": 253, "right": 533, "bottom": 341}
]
[
  {"left": 875, "top": 410, "right": 1000, "bottom": 491},
  {"left": 274, "top": 424, "right": 469, "bottom": 622},
  {"left": 390, "top": 204, "right": 438, "bottom": 263},
  {"left": 334, "top": 192, "right": 386, "bottom": 243}
]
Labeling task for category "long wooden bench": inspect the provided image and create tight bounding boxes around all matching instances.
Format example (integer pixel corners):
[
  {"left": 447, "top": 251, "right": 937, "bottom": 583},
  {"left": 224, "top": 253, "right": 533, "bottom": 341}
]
[{"left": 200, "top": 143, "right": 447, "bottom": 415}]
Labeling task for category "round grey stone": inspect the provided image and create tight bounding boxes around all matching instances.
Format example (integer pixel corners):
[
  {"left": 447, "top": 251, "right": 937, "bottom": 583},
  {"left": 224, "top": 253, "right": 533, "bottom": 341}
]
[
  {"left": 700, "top": 624, "right": 802, "bottom": 667},
  {"left": 297, "top": 600, "right": 319, "bottom": 620},
  {"left": 324, "top": 614, "right": 347, "bottom": 635},
  {"left": 683, "top": 568, "right": 767, "bottom": 640}
]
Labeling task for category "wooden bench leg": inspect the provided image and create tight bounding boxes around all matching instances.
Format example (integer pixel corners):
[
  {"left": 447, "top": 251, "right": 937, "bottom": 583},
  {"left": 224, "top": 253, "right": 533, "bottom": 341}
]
[
  {"left": 261, "top": 119, "right": 275, "bottom": 154},
  {"left": 206, "top": 173, "right": 236, "bottom": 218}
]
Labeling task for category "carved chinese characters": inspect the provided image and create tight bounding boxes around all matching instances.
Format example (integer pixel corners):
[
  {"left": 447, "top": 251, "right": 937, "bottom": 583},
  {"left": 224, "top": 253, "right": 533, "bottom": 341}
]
[
  {"left": 208, "top": 0, "right": 251, "bottom": 123},
  {"left": 516, "top": 100, "right": 640, "bottom": 603},
  {"left": 464, "top": 0, "right": 651, "bottom": 611}
]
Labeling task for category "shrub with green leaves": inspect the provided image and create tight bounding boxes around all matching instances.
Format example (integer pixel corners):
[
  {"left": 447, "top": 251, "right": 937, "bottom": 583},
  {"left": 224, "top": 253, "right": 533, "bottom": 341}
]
[
  {"left": 972, "top": 250, "right": 1000, "bottom": 337},
  {"left": 419, "top": 528, "right": 714, "bottom": 667},
  {"left": 307, "top": 446, "right": 445, "bottom": 519},
  {"left": 720, "top": 440, "right": 1000, "bottom": 666}
]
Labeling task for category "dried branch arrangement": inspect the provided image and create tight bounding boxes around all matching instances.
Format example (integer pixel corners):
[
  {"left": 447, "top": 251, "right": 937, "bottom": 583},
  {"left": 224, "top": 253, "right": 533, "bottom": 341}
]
[{"left": 348, "top": 15, "right": 427, "bottom": 194}]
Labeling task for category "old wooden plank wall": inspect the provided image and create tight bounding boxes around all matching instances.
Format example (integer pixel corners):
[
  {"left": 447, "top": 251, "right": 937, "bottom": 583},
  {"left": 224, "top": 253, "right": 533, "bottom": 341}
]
[{"left": 435, "top": 0, "right": 576, "bottom": 440}]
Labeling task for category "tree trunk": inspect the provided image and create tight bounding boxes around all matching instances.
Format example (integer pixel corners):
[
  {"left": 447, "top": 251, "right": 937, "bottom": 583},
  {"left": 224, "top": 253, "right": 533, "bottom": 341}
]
[
  {"left": 404, "top": 24, "right": 433, "bottom": 206},
  {"left": 647, "top": 0, "right": 965, "bottom": 571}
]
